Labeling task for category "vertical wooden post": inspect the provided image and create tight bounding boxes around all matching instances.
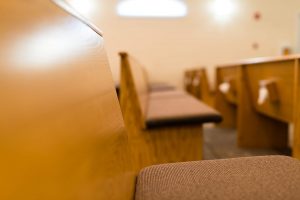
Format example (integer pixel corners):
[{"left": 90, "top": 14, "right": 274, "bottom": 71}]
[{"left": 293, "top": 59, "right": 300, "bottom": 158}]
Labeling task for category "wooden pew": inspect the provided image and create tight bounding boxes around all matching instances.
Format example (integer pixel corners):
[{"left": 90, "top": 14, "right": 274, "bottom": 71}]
[
  {"left": 184, "top": 70, "right": 194, "bottom": 94},
  {"left": 215, "top": 65, "right": 239, "bottom": 128},
  {"left": 0, "top": 0, "right": 136, "bottom": 199},
  {"left": 116, "top": 82, "right": 174, "bottom": 99},
  {"left": 120, "top": 53, "right": 222, "bottom": 171},
  {"left": 184, "top": 68, "right": 215, "bottom": 107},
  {"left": 2, "top": 2, "right": 300, "bottom": 199},
  {"left": 216, "top": 56, "right": 300, "bottom": 157},
  {"left": 236, "top": 56, "right": 300, "bottom": 154}
]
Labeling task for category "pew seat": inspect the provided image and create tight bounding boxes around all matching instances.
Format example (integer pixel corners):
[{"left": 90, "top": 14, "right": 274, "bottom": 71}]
[
  {"left": 149, "top": 90, "right": 186, "bottom": 100},
  {"left": 147, "top": 93, "right": 222, "bottom": 128},
  {"left": 136, "top": 156, "right": 300, "bottom": 200},
  {"left": 150, "top": 82, "right": 175, "bottom": 92},
  {"left": 120, "top": 52, "right": 222, "bottom": 170}
]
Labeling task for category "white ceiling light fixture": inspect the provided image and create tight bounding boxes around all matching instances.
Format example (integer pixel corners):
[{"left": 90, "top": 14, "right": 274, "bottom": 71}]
[
  {"left": 209, "top": 0, "right": 237, "bottom": 22},
  {"left": 67, "top": 0, "right": 95, "bottom": 17},
  {"left": 117, "top": 0, "right": 188, "bottom": 18}
]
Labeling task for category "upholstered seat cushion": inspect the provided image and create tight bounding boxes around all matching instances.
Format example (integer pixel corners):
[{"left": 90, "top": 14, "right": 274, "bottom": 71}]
[
  {"left": 149, "top": 90, "right": 186, "bottom": 99},
  {"left": 149, "top": 82, "right": 176, "bottom": 92},
  {"left": 146, "top": 93, "right": 222, "bottom": 128},
  {"left": 136, "top": 156, "right": 300, "bottom": 200}
]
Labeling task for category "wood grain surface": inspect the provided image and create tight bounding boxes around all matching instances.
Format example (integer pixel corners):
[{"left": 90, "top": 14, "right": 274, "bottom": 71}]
[
  {"left": 0, "top": 1, "right": 135, "bottom": 199},
  {"left": 215, "top": 65, "right": 239, "bottom": 128},
  {"left": 120, "top": 53, "right": 203, "bottom": 171},
  {"left": 186, "top": 68, "right": 215, "bottom": 107}
]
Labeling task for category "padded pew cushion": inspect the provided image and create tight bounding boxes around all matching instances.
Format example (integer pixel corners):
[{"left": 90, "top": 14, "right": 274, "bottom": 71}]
[
  {"left": 146, "top": 93, "right": 222, "bottom": 128},
  {"left": 149, "top": 90, "right": 186, "bottom": 99},
  {"left": 135, "top": 156, "right": 300, "bottom": 200},
  {"left": 150, "top": 82, "right": 176, "bottom": 92}
]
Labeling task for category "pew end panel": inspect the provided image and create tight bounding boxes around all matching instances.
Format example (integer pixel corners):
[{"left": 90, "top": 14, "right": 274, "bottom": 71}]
[
  {"left": 189, "top": 68, "right": 215, "bottom": 107},
  {"left": 0, "top": 1, "right": 135, "bottom": 199},
  {"left": 237, "top": 62, "right": 292, "bottom": 149},
  {"left": 120, "top": 53, "right": 203, "bottom": 171},
  {"left": 184, "top": 70, "right": 194, "bottom": 94},
  {"left": 215, "top": 66, "right": 239, "bottom": 128},
  {"left": 293, "top": 59, "right": 300, "bottom": 159},
  {"left": 244, "top": 60, "right": 295, "bottom": 123},
  {"left": 128, "top": 124, "right": 204, "bottom": 172}
]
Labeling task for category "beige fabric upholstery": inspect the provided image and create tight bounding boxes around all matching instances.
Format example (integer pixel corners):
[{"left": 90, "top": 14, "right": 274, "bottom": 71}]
[
  {"left": 149, "top": 90, "right": 186, "bottom": 99},
  {"left": 146, "top": 93, "right": 222, "bottom": 128},
  {"left": 150, "top": 83, "right": 175, "bottom": 92},
  {"left": 136, "top": 156, "right": 300, "bottom": 200}
]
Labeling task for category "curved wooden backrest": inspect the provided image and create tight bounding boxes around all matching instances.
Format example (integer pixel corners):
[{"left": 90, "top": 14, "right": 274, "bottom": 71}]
[
  {"left": 0, "top": 1, "right": 135, "bottom": 199},
  {"left": 120, "top": 52, "right": 149, "bottom": 127},
  {"left": 216, "top": 66, "right": 239, "bottom": 105},
  {"left": 191, "top": 68, "right": 215, "bottom": 106},
  {"left": 184, "top": 70, "right": 194, "bottom": 94}
]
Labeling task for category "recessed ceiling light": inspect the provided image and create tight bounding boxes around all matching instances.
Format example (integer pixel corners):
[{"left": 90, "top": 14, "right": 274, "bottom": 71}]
[{"left": 117, "top": 0, "right": 188, "bottom": 18}]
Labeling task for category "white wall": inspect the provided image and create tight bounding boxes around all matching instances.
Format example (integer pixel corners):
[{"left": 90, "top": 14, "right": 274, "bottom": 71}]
[
  {"left": 297, "top": 14, "right": 300, "bottom": 53},
  {"left": 68, "top": 0, "right": 300, "bottom": 88}
]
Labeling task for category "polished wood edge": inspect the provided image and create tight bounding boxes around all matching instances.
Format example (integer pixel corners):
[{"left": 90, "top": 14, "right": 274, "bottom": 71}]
[
  {"left": 218, "top": 54, "right": 300, "bottom": 68},
  {"left": 52, "top": 0, "right": 104, "bottom": 37},
  {"left": 185, "top": 66, "right": 206, "bottom": 71},
  {"left": 216, "top": 64, "right": 242, "bottom": 69}
]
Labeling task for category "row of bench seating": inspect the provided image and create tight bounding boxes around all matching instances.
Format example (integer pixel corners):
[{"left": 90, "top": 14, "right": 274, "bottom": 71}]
[
  {"left": 186, "top": 55, "right": 300, "bottom": 158},
  {"left": 221, "top": 56, "right": 298, "bottom": 152},
  {"left": 184, "top": 66, "right": 238, "bottom": 128},
  {"left": 2, "top": 0, "right": 300, "bottom": 199},
  {"left": 119, "top": 52, "right": 222, "bottom": 171},
  {"left": 184, "top": 68, "right": 215, "bottom": 107}
]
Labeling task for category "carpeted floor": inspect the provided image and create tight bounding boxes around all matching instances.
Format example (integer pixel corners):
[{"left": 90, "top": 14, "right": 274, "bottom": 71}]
[{"left": 203, "top": 126, "right": 291, "bottom": 160}]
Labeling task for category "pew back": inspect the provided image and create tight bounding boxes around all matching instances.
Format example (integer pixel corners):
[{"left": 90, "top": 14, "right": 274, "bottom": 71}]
[
  {"left": 233, "top": 55, "right": 300, "bottom": 151},
  {"left": 187, "top": 68, "right": 214, "bottom": 106},
  {"left": 241, "top": 58, "right": 297, "bottom": 123},
  {"left": 216, "top": 65, "right": 239, "bottom": 105},
  {"left": 0, "top": 1, "right": 135, "bottom": 199},
  {"left": 184, "top": 70, "right": 194, "bottom": 94},
  {"left": 215, "top": 65, "right": 239, "bottom": 128},
  {"left": 120, "top": 53, "right": 149, "bottom": 127},
  {"left": 237, "top": 56, "right": 300, "bottom": 151}
]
